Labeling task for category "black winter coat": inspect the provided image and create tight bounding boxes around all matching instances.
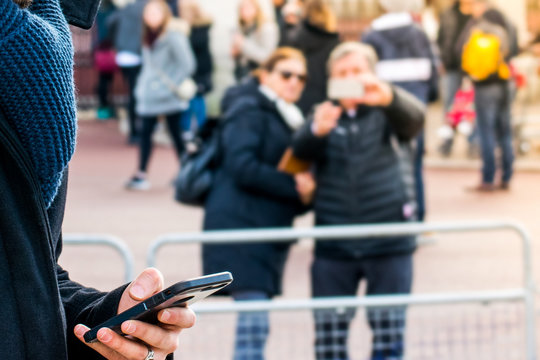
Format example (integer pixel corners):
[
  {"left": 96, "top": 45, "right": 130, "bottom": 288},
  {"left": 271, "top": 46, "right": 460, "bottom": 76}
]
[
  {"left": 203, "top": 88, "right": 306, "bottom": 297},
  {"left": 285, "top": 21, "right": 340, "bottom": 115},
  {"left": 437, "top": 2, "right": 471, "bottom": 71},
  {"left": 189, "top": 23, "right": 214, "bottom": 95},
  {"left": 0, "top": 111, "right": 125, "bottom": 359},
  {"left": 292, "top": 87, "right": 425, "bottom": 260}
]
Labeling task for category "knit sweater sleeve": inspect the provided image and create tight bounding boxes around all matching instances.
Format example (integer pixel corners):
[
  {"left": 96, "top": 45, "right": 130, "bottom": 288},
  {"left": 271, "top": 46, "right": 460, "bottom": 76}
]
[{"left": 0, "top": 0, "right": 77, "bottom": 208}]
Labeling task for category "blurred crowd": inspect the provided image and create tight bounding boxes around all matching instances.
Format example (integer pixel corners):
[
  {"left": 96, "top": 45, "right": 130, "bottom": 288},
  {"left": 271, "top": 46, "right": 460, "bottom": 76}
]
[{"left": 88, "top": 0, "right": 524, "bottom": 359}]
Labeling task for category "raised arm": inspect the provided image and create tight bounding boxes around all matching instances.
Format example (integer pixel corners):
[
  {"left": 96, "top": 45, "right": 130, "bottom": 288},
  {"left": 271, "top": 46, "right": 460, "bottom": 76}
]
[{"left": 384, "top": 86, "right": 426, "bottom": 141}]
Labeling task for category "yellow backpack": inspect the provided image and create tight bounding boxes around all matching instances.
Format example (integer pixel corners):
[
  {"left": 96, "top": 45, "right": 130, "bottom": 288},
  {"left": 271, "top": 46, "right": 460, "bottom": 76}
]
[{"left": 462, "top": 29, "right": 510, "bottom": 81}]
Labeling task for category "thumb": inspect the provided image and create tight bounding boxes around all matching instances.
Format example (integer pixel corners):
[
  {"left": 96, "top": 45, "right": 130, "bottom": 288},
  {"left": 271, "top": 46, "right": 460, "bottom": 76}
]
[{"left": 128, "top": 268, "right": 164, "bottom": 301}]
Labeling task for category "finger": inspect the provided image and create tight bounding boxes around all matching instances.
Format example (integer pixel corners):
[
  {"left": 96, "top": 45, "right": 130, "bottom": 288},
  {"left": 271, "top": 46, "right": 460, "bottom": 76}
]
[
  {"left": 320, "top": 101, "right": 334, "bottom": 109},
  {"left": 329, "top": 107, "right": 342, "bottom": 120},
  {"left": 129, "top": 268, "right": 164, "bottom": 301},
  {"left": 121, "top": 320, "right": 179, "bottom": 352},
  {"left": 319, "top": 102, "right": 336, "bottom": 116},
  {"left": 74, "top": 325, "right": 122, "bottom": 360},
  {"left": 328, "top": 115, "right": 340, "bottom": 127},
  {"left": 358, "top": 72, "right": 377, "bottom": 84},
  {"left": 158, "top": 307, "right": 196, "bottom": 329},
  {"left": 295, "top": 173, "right": 308, "bottom": 182},
  {"left": 96, "top": 327, "right": 150, "bottom": 360}
]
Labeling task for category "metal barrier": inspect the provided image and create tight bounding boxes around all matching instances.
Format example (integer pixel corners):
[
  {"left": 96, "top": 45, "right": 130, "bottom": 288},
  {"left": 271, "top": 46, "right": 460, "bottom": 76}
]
[
  {"left": 64, "top": 234, "right": 135, "bottom": 282},
  {"left": 148, "top": 221, "right": 536, "bottom": 359}
]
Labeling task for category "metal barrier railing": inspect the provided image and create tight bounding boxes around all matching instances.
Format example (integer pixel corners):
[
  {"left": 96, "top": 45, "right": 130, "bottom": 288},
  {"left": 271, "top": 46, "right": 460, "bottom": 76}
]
[
  {"left": 148, "top": 221, "right": 536, "bottom": 359},
  {"left": 64, "top": 234, "right": 135, "bottom": 282}
]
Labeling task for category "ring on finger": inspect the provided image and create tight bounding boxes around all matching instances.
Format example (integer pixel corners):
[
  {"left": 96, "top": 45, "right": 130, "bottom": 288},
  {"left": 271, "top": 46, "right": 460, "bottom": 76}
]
[{"left": 144, "top": 348, "right": 155, "bottom": 360}]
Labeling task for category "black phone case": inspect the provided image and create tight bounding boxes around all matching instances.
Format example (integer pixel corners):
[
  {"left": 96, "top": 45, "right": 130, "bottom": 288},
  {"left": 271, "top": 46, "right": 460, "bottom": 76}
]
[
  {"left": 84, "top": 272, "right": 233, "bottom": 343},
  {"left": 60, "top": 0, "right": 101, "bottom": 29}
]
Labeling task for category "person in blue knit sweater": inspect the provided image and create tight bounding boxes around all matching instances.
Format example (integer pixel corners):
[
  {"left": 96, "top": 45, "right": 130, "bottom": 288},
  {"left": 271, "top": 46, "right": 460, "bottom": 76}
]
[{"left": 0, "top": 0, "right": 195, "bottom": 359}]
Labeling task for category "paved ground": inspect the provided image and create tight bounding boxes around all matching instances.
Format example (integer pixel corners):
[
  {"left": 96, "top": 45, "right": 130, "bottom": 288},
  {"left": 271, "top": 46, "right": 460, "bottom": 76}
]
[{"left": 59, "top": 108, "right": 540, "bottom": 358}]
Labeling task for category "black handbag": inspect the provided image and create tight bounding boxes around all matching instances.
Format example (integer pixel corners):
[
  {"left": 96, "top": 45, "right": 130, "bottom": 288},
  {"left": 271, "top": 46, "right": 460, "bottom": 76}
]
[{"left": 174, "top": 119, "right": 221, "bottom": 206}]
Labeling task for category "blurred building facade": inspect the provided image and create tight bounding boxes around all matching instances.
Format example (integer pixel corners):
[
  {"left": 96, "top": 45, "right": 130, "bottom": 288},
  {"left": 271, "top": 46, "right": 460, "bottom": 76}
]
[{"left": 73, "top": 0, "right": 530, "bottom": 110}]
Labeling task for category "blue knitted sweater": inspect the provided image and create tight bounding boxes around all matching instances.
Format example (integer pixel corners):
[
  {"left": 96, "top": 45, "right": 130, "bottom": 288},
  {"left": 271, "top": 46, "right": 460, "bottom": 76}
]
[{"left": 0, "top": 0, "right": 77, "bottom": 208}]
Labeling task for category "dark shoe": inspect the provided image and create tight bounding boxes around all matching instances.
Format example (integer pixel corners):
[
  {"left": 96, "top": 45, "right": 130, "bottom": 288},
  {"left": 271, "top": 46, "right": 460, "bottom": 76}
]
[
  {"left": 438, "top": 139, "right": 453, "bottom": 158},
  {"left": 466, "top": 183, "right": 496, "bottom": 192},
  {"left": 499, "top": 182, "right": 511, "bottom": 191}
]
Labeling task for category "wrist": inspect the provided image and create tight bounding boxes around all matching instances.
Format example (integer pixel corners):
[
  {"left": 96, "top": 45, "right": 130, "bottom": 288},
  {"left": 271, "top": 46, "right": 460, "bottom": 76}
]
[
  {"left": 311, "top": 122, "right": 323, "bottom": 137},
  {"left": 380, "top": 83, "right": 394, "bottom": 107}
]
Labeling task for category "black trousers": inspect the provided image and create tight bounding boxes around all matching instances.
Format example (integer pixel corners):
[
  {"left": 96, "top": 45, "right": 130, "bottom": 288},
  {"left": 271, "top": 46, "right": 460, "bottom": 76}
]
[
  {"left": 138, "top": 112, "right": 184, "bottom": 173},
  {"left": 120, "top": 65, "right": 141, "bottom": 138},
  {"left": 311, "top": 253, "right": 413, "bottom": 360},
  {"left": 96, "top": 71, "right": 114, "bottom": 108}
]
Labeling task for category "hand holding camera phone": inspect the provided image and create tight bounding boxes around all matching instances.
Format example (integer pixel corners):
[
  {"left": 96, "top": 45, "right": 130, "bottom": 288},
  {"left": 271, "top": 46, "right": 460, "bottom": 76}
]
[{"left": 84, "top": 272, "right": 233, "bottom": 343}]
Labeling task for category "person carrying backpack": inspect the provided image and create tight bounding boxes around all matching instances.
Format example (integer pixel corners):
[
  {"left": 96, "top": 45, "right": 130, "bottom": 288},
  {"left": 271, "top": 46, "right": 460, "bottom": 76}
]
[
  {"left": 457, "top": 0, "right": 517, "bottom": 192},
  {"left": 202, "top": 48, "right": 315, "bottom": 360}
]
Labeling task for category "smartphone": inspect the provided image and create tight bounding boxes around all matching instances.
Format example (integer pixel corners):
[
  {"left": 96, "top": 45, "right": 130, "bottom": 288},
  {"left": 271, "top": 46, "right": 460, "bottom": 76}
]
[
  {"left": 84, "top": 272, "right": 233, "bottom": 343},
  {"left": 327, "top": 78, "right": 365, "bottom": 100},
  {"left": 60, "top": 0, "right": 102, "bottom": 29}
]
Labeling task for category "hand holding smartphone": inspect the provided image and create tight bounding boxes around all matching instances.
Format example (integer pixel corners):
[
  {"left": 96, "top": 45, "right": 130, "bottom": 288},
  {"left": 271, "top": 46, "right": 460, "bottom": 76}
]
[{"left": 84, "top": 272, "right": 233, "bottom": 343}]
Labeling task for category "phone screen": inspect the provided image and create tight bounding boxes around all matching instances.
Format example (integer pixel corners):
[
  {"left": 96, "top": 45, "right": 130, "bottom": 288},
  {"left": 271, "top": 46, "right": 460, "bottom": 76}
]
[{"left": 84, "top": 272, "right": 233, "bottom": 343}]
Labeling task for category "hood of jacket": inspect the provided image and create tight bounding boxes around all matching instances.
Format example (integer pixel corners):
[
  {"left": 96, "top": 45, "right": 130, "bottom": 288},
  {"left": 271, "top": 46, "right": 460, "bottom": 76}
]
[
  {"left": 220, "top": 77, "right": 260, "bottom": 114},
  {"left": 370, "top": 12, "right": 419, "bottom": 45}
]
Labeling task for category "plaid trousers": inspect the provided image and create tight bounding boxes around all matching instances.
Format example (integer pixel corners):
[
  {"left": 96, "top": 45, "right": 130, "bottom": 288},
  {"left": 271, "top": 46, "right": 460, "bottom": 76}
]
[
  {"left": 311, "top": 254, "right": 413, "bottom": 360},
  {"left": 232, "top": 291, "right": 270, "bottom": 360}
]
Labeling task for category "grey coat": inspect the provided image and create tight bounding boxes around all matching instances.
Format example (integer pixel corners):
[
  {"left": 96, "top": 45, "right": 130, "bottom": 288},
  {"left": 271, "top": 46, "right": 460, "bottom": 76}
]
[
  {"left": 107, "top": 0, "right": 147, "bottom": 56},
  {"left": 135, "top": 25, "right": 196, "bottom": 117}
]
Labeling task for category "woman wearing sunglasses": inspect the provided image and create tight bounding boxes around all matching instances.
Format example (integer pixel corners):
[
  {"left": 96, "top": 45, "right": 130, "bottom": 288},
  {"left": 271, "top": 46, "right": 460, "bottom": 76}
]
[{"left": 202, "top": 47, "right": 315, "bottom": 360}]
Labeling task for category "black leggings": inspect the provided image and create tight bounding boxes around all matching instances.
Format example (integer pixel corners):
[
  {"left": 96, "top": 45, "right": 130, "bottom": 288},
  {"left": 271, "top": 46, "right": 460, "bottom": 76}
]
[
  {"left": 96, "top": 71, "right": 114, "bottom": 108},
  {"left": 138, "top": 112, "right": 184, "bottom": 172},
  {"left": 120, "top": 65, "right": 141, "bottom": 138}
]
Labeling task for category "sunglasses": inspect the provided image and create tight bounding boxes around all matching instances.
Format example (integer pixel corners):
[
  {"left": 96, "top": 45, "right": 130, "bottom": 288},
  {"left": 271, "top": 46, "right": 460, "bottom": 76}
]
[{"left": 275, "top": 70, "right": 307, "bottom": 83}]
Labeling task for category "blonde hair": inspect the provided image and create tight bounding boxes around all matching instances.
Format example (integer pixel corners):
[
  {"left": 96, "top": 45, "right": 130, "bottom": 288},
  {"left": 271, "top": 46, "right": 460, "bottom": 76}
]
[
  {"left": 254, "top": 47, "right": 307, "bottom": 79},
  {"left": 327, "top": 42, "right": 378, "bottom": 72},
  {"left": 304, "top": 0, "right": 338, "bottom": 33},
  {"left": 238, "top": 0, "right": 267, "bottom": 30},
  {"left": 180, "top": 0, "right": 213, "bottom": 26}
]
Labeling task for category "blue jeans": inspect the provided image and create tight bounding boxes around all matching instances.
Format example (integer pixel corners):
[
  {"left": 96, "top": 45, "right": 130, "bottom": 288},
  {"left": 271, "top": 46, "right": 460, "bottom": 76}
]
[
  {"left": 474, "top": 82, "right": 514, "bottom": 184},
  {"left": 180, "top": 95, "right": 207, "bottom": 132},
  {"left": 415, "top": 131, "right": 425, "bottom": 222},
  {"left": 232, "top": 290, "right": 270, "bottom": 360},
  {"left": 442, "top": 71, "right": 463, "bottom": 113}
]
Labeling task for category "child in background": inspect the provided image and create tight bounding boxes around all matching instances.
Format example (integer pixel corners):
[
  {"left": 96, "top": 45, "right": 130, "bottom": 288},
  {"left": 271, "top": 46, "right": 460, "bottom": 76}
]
[{"left": 439, "top": 77, "right": 476, "bottom": 143}]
